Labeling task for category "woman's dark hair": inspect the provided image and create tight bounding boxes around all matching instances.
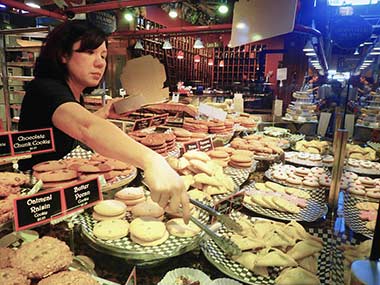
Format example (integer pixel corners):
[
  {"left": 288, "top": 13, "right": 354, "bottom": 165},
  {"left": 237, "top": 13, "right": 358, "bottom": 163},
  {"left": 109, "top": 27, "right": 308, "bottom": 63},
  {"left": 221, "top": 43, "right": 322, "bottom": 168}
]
[{"left": 34, "top": 20, "right": 108, "bottom": 81}]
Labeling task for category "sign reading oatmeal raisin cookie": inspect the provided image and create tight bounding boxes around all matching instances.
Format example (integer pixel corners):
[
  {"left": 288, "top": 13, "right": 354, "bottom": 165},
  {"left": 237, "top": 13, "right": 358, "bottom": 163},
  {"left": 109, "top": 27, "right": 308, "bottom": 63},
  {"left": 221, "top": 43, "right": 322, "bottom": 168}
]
[
  {"left": 13, "top": 188, "right": 64, "bottom": 231},
  {"left": 64, "top": 178, "right": 102, "bottom": 213},
  {"left": 10, "top": 128, "right": 55, "bottom": 156}
]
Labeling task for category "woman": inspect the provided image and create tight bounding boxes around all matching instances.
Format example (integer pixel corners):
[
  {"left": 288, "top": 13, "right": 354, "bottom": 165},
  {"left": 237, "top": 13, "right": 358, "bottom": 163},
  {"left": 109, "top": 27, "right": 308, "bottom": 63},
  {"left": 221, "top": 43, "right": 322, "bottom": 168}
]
[{"left": 18, "top": 20, "right": 190, "bottom": 222}]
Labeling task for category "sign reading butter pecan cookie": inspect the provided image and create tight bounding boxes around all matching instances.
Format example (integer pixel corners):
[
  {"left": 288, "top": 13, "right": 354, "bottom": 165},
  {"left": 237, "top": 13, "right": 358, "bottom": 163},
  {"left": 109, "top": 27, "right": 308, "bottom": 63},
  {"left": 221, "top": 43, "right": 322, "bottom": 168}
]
[{"left": 11, "top": 236, "right": 73, "bottom": 279}]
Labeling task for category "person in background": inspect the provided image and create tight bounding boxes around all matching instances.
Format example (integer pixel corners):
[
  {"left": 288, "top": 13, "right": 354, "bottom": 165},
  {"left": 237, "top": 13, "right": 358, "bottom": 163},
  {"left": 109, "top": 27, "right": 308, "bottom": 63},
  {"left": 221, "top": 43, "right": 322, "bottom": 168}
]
[
  {"left": 18, "top": 20, "right": 190, "bottom": 222},
  {"left": 357, "top": 75, "right": 374, "bottom": 104}
]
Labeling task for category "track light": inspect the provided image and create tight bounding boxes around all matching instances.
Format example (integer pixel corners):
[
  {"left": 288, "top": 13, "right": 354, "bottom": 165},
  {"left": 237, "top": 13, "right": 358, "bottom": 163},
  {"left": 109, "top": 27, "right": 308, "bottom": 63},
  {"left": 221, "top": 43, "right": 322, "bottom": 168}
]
[
  {"left": 194, "top": 55, "right": 201, "bottom": 63},
  {"left": 169, "top": 9, "right": 178, "bottom": 18},
  {"left": 208, "top": 59, "right": 213, "bottom": 66},
  {"left": 162, "top": 39, "right": 172, "bottom": 49},
  {"left": 124, "top": 11, "right": 134, "bottom": 22},
  {"left": 218, "top": 0, "right": 228, "bottom": 14},
  {"left": 194, "top": 37, "right": 204, "bottom": 49},
  {"left": 219, "top": 60, "right": 224, "bottom": 67},
  {"left": 354, "top": 48, "right": 359, "bottom": 55},
  {"left": 25, "top": 1, "right": 40, "bottom": 8},
  {"left": 303, "top": 40, "right": 314, "bottom": 52},
  {"left": 134, "top": 39, "right": 144, "bottom": 50}
]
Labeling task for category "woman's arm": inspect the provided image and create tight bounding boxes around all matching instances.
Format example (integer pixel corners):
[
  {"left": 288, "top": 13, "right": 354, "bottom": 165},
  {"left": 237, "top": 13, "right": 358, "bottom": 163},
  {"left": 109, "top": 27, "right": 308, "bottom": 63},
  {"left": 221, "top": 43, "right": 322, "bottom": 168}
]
[{"left": 52, "top": 102, "right": 190, "bottom": 222}]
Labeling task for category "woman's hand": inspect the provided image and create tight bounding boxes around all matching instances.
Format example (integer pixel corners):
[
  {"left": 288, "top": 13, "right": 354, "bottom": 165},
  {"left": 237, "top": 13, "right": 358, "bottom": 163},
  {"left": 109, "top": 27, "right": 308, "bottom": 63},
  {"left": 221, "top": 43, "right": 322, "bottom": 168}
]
[{"left": 143, "top": 156, "right": 190, "bottom": 224}]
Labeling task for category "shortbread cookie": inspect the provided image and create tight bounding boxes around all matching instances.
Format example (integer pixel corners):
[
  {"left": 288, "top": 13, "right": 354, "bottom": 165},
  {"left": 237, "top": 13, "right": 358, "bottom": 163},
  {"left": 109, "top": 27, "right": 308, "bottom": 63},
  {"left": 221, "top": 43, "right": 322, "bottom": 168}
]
[
  {"left": 129, "top": 217, "right": 167, "bottom": 242},
  {"left": 166, "top": 218, "right": 201, "bottom": 237},
  {"left": 183, "top": 150, "right": 211, "bottom": 162},
  {"left": 33, "top": 160, "right": 67, "bottom": 172},
  {"left": 92, "top": 211, "right": 126, "bottom": 221},
  {"left": 38, "top": 169, "right": 78, "bottom": 182},
  {"left": 115, "top": 187, "right": 145, "bottom": 200},
  {"left": 93, "top": 219, "right": 129, "bottom": 240},
  {"left": 0, "top": 268, "right": 30, "bottom": 285},
  {"left": 37, "top": 270, "right": 98, "bottom": 285},
  {"left": 131, "top": 200, "right": 165, "bottom": 219},
  {"left": 130, "top": 230, "right": 169, "bottom": 246},
  {"left": 93, "top": 200, "right": 127, "bottom": 217},
  {"left": 11, "top": 236, "right": 73, "bottom": 279},
  {"left": 0, "top": 247, "right": 16, "bottom": 269}
]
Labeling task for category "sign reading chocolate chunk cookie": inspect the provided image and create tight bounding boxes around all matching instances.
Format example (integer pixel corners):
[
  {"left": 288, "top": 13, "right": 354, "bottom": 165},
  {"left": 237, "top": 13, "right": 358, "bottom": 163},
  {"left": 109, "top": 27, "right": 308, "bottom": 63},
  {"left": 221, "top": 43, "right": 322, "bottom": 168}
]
[
  {"left": 14, "top": 188, "right": 64, "bottom": 231},
  {"left": 11, "top": 128, "right": 55, "bottom": 156}
]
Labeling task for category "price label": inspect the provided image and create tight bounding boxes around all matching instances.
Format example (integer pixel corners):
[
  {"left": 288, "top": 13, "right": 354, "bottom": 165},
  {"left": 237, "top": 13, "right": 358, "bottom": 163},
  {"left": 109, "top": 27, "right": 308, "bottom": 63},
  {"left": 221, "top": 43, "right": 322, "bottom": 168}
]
[
  {"left": 132, "top": 118, "right": 151, "bottom": 131},
  {"left": 0, "top": 133, "right": 12, "bottom": 157},
  {"left": 150, "top": 114, "right": 168, "bottom": 127},
  {"left": 198, "top": 137, "right": 214, "bottom": 152},
  {"left": 64, "top": 178, "right": 102, "bottom": 213},
  {"left": 11, "top": 128, "right": 55, "bottom": 156},
  {"left": 182, "top": 141, "right": 199, "bottom": 154},
  {"left": 13, "top": 188, "right": 64, "bottom": 231}
]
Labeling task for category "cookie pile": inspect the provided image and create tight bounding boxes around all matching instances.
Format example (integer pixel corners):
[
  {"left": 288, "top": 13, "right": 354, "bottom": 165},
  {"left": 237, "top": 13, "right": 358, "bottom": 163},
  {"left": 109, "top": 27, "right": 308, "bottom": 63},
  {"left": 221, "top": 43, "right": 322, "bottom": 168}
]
[
  {"left": 347, "top": 176, "right": 380, "bottom": 200},
  {"left": 0, "top": 236, "right": 97, "bottom": 285},
  {"left": 295, "top": 140, "right": 330, "bottom": 154},
  {"left": 32, "top": 155, "right": 135, "bottom": 189},
  {"left": 227, "top": 217, "right": 322, "bottom": 284},
  {"left": 346, "top": 145, "right": 376, "bottom": 160},
  {"left": 269, "top": 164, "right": 328, "bottom": 189},
  {"left": 167, "top": 150, "right": 236, "bottom": 196},
  {"left": 244, "top": 181, "right": 311, "bottom": 214},
  {"left": 357, "top": 201, "right": 378, "bottom": 231},
  {"left": 285, "top": 152, "right": 334, "bottom": 165},
  {"left": 92, "top": 199, "right": 127, "bottom": 221},
  {"left": 206, "top": 148, "right": 255, "bottom": 169},
  {"left": 115, "top": 186, "right": 145, "bottom": 206},
  {"left": 346, "top": 158, "right": 380, "bottom": 170},
  {"left": 230, "top": 136, "right": 284, "bottom": 158},
  {"left": 182, "top": 118, "right": 209, "bottom": 133},
  {"left": 129, "top": 132, "right": 177, "bottom": 156},
  {"left": 0, "top": 172, "right": 29, "bottom": 224}
]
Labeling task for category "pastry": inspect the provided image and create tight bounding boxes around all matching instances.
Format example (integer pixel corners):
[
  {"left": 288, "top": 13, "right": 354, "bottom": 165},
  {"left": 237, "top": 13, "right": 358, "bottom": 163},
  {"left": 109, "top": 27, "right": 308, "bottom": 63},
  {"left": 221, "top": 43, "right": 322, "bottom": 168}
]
[
  {"left": 287, "top": 239, "right": 323, "bottom": 260},
  {"left": 275, "top": 267, "right": 320, "bottom": 285}
]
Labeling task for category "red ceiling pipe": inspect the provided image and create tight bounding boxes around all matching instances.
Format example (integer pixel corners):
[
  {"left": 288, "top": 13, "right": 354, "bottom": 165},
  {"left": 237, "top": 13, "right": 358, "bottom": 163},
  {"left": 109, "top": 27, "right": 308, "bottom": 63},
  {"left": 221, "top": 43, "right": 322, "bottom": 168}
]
[
  {"left": 111, "top": 24, "right": 232, "bottom": 38},
  {"left": 2, "top": 0, "right": 67, "bottom": 21},
  {"left": 67, "top": 0, "right": 180, "bottom": 14}
]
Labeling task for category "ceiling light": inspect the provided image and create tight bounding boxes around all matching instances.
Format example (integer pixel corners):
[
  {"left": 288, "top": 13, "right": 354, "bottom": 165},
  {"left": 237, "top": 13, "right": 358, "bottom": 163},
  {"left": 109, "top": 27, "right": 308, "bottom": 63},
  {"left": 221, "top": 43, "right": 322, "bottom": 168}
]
[
  {"left": 124, "top": 11, "right": 134, "bottom": 22},
  {"left": 194, "top": 37, "right": 204, "bottom": 49},
  {"left": 305, "top": 52, "right": 317, "bottom": 56},
  {"left": 177, "top": 50, "right": 184, "bottom": 59},
  {"left": 354, "top": 48, "right": 359, "bottom": 55},
  {"left": 370, "top": 51, "right": 380, "bottom": 55},
  {"left": 303, "top": 40, "right": 314, "bottom": 52},
  {"left": 162, "top": 39, "right": 172, "bottom": 49},
  {"left": 218, "top": 0, "right": 229, "bottom": 14},
  {"left": 208, "top": 59, "right": 213, "bottom": 66},
  {"left": 169, "top": 9, "right": 178, "bottom": 18},
  {"left": 194, "top": 55, "right": 201, "bottom": 63},
  {"left": 219, "top": 60, "right": 224, "bottom": 67},
  {"left": 134, "top": 39, "right": 144, "bottom": 50},
  {"left": 25, "top": 1, "right": 40, "bottom": 8},
  {"left": 373, "top": 42, "right": 380, "bottom": 51},
  {"left": 0, "top": 4, "right": 7, "bottom": 8}
]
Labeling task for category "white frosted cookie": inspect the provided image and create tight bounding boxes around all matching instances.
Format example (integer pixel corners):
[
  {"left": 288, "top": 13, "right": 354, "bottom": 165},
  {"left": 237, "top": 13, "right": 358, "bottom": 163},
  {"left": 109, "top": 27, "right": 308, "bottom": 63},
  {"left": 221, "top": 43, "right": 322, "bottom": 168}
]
[
  {"left": 166, "top": 218, "right": 201, "bottom": 237},
  {"left": 297, "top": 153, "right": 310, "bottom": 160},
  {"left": 360, "top": 161, "right": 373, "bottom": 169},
  {"left": 286, "top": 176, "right": 303, "bottom": 185},
  {"left": 93, "top": 219, "right": 129, "bottom": 240},
  {"left": 295, "top": 167, "right": 309, "bottom": 177},
  {"left": 93, "top": 200, "right": 127, "bottom": 217},
  {"left": 311, "top": 167, "right": 325, "bottom": 175},
  {"left": 348, "top": 187, "right": 366, "bottom": 196},
  {"left": 367, "top": 190, "right": 380, "bottom": 199},
  {"left": 129, "top": 217, "right": 167, "bottom": 242},
  {"left": 303, "top": 179, "right": 319, "bottom": 188},
  {"left": 273, "top": 171, "right": 288, "bottom": 180},
  {"left": 359, "top": 177, "right": 375, "bottom": 186}
]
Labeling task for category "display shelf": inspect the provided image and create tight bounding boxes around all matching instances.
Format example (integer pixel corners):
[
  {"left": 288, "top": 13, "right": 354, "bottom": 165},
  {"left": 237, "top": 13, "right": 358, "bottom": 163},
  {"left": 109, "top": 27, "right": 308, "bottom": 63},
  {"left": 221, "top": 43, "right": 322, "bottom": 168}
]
[
  {"left": 6, "top": 62, "right": 34, "bottom": 68},
  {"left": 356, "top": 91, "right": 380, "bottom": 129}
]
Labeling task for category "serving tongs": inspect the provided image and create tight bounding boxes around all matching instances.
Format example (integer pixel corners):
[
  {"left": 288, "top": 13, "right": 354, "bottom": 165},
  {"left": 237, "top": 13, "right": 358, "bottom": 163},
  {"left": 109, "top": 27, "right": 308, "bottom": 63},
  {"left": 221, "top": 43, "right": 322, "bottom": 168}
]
[
  {"left": 189, "top": 214, "right": 242, "bottom": 257},
  {"left": 189, "top": 198, "right": 242, "bottom": 233}
]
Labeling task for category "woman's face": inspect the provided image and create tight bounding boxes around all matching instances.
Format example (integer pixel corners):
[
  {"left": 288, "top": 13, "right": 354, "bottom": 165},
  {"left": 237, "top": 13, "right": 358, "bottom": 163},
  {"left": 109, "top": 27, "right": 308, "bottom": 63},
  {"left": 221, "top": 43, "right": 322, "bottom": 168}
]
[{"left": 62, "top": 40, "right": 107, "bottom": 90}]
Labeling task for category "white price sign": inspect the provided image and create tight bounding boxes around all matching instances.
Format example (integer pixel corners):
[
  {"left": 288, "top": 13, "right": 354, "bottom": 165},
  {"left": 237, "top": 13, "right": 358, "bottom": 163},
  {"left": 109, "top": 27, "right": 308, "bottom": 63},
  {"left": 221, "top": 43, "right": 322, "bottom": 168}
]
[{"left": 198, "top": 103, "right": 227, "bottom": 121}]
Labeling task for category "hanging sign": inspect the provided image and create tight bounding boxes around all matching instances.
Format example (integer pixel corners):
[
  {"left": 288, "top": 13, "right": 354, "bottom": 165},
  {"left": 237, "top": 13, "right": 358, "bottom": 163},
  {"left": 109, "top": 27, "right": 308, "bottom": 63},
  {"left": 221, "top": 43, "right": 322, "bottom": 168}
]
[
  {"left": 331, "top": 15, "right": 373, "bottom": 49},
  {"left": 87, "top": 11, "right": 117, "bottom": 34}
]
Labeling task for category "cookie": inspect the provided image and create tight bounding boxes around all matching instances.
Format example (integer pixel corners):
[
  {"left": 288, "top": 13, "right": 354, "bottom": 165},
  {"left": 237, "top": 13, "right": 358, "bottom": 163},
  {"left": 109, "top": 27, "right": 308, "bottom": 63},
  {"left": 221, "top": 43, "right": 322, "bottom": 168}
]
[
  {"left": 207, "top": 150, "right": 229, "bottom": 159},
  {"left": 189, "top": 159, "right": 213, "bottom": 176},
  {"left": 115, "top": 187, "right": 145, "bottom": 200},
  {"left": 166, "top": 218, "right": 201, "bottom": 237},
  {"left": 0, "top": 247, "right": 16, "bottom": 269},
  {"left": 42, "top": 179, "right": 79, "bottom": 189},
  {"left": 77, "top": 162, "right": 113, "bottom": 173},
  {"left": 130, "top": 230, "right": 169, "bottom": 246},
  {"left": 131, "top": 200, "right": 165, "bottom": 218},
  {"left": 93, "top": 200, "right": 127, "bottom": 217},
  {"left": 11, "top": 236, "right": 73, "bottom": 279},
  {"left": 0, "top": 184, "right": 20, "bottom": 197},
  {"left": 38, "top": 169, "right": 78, "bottom": 182},
  {"left": 230, "top": 154, "right": 252, "bottom": 164},
  {"left": 92, "top": 211, "right": 126, "bottom": 221},
  {"left": 32, "top": 160, "right": 67, "bottom": 172},
  {"left": 0, "top": 172, "right": 29, "bottom": 186},
  {"left": 183, "top": 150, "right": 211, "bottom": 162},
  {"left": 93, "top": 219, "right": 129, "bottom": 240},
  {"left": 129, "top": 217, "right": 167, "bottom": 242},
  {"left": 37, "top": 270, "right": 98, "bottom": 285},
  {"left": 0, "top": 268, "right": 30, "bottom": 285}
]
